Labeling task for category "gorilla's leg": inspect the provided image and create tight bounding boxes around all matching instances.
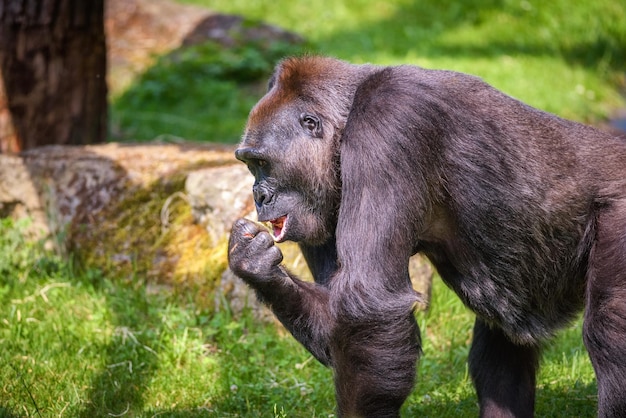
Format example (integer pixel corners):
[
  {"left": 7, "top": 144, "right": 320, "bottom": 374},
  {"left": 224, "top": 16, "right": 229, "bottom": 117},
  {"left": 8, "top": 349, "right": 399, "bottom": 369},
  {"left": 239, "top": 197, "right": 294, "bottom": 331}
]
[
  {"left": 583, "top": 204, "right": 626, "bottom": 418},
  {"left": 330, "top": 286, "right": 421, "bottom": 418},
  {"left": 469, "top": 318, "right": 540, "bottom": 418}
]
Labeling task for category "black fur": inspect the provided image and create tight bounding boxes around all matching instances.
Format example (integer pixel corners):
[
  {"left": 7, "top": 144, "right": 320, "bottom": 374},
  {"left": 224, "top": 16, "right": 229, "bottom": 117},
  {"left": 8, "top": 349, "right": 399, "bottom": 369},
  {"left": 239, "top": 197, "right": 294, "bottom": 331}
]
[{"left": 228, "top": 56, "right": 626, "bottom": 417}]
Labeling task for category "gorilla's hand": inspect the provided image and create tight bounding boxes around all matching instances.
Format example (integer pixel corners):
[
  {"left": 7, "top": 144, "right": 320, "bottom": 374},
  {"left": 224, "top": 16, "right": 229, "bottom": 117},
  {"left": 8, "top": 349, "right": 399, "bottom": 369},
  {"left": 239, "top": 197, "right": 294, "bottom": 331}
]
[{"left": 228, "top": 218, "right": 284, "bottom": 283}]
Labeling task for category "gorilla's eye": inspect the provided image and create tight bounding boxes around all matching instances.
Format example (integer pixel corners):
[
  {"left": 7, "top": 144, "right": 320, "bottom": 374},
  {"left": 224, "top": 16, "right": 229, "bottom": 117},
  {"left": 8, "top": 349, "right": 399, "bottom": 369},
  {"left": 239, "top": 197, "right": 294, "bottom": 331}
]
[
  {"left": 300, "top": 113, "right": 323, "bottom": 138},
  {"left": 252, "top": 159, "right": 271, "bottom": 175}
]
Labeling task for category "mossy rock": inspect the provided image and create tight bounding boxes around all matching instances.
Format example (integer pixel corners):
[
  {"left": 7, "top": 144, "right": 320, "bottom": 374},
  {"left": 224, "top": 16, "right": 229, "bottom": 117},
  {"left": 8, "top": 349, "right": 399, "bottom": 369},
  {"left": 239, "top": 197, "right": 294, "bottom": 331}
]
[{"left": 70, "top": 173, "right": 226, "bottom": 306}]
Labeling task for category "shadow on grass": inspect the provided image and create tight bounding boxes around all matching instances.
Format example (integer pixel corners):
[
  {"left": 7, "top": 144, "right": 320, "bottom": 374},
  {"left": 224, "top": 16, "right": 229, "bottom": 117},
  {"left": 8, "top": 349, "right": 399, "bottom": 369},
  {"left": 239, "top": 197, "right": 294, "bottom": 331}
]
[
  {"left": 0, "top": 407, "right": 21, "bottom": 418},
  {"left": 536, "top": 383, "right": 597, "bottom": 417},
  {"left": 404, "top": 354, "right": 597, "bottom": 417},
  {"left": 403, "top": 382, "right": 597, "bottom": 417},
  {"left": 77, "top": 273, "right": 162, "bottom": 417}
]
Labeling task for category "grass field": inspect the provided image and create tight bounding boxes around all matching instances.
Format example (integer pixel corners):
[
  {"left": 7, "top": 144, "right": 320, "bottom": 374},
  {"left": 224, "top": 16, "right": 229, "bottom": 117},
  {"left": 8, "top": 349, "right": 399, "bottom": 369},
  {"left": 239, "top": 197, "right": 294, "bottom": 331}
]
[
  {"left": 0, "top": 221, "right": 596, "bottom": 416},
  {"left": 4, "top": 0, "right": 625, "bottom": 416}
]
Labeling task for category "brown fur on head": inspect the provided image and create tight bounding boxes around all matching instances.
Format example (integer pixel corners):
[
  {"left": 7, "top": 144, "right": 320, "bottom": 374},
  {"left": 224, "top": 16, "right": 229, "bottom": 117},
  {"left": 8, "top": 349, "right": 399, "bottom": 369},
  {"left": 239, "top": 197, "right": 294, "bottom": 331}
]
[{"left": 247, "top": 56, "right": 374, "bottom": 144}]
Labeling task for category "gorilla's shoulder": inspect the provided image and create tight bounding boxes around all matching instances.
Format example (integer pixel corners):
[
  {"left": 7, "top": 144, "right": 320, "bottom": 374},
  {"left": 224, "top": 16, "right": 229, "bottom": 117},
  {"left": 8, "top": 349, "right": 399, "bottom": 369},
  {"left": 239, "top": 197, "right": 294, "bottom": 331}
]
[{"left": 353, "top": 64, "right": 490, "bottom": 104}]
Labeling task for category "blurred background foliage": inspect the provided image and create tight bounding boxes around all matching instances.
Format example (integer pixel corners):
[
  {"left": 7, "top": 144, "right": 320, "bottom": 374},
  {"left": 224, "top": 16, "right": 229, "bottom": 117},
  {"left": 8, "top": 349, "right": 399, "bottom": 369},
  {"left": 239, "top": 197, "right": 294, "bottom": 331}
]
[{"left": 110, "top": 0, "right": 626, "bottom": 143}]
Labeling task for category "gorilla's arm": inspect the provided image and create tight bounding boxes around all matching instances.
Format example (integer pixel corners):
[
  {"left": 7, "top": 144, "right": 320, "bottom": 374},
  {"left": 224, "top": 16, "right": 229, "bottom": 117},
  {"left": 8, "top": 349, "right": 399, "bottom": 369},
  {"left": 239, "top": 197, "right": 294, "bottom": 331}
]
[{"left": 228, "top": 218, "right": 334, "bottom": 365}]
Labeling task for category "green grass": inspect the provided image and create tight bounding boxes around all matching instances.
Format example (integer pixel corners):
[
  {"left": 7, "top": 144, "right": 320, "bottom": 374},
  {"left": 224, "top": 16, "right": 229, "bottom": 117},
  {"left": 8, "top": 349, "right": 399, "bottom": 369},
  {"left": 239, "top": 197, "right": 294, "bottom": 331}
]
[
  {"left": 110, "top": 41, "right": 306, "bottom": 143},
  {"left": 0, "top": 218, "right": 332, "bottom": 417},
  {"left": 110, "top": 0, "right": 625, "bottom": 143},
  {"left": 0, "top": 218, "right": 596, "bottom": 416}
]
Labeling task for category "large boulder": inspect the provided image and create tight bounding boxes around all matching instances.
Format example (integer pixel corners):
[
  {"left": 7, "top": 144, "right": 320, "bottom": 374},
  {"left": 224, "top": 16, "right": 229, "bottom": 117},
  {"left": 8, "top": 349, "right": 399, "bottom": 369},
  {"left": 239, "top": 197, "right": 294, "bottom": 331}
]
[
  {"left": 0, "top": 143, "right": 238, "bottom": 309},
  {"left": 0, "top": 143, "right": 434, "bottom": 319},
  {"left": 0, "top": 142, "right": 232, "bottom": 238}
]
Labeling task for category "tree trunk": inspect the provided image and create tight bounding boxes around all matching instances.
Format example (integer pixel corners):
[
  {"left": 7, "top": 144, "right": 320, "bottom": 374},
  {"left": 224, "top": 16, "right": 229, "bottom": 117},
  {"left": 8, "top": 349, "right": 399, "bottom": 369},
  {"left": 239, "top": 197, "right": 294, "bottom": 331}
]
[{"left": 0, "top": 0, "right": 107, "bottom": 153}]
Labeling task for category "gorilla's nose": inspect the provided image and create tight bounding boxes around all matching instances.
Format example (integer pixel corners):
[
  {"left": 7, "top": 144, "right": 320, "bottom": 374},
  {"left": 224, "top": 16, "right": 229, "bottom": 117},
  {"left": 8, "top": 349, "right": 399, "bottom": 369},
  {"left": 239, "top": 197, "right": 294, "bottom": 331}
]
[{"left": 253, "top": 184, "right": 274, "bottom": 207}]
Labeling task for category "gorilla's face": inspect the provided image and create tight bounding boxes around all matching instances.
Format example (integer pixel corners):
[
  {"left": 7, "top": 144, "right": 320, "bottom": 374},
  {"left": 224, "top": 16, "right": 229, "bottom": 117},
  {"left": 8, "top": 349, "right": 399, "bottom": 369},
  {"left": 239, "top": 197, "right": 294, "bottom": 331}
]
[{"left": 236, "top": 93, "right": 340, "bottom": 246}]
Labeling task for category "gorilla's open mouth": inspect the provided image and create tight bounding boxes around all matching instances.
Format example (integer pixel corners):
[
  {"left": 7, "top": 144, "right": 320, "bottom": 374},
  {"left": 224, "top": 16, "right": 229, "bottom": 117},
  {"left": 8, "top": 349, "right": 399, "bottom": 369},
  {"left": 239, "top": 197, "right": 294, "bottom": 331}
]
[{"left": 270, "top": 215, "right": 288, "bottom": 242}]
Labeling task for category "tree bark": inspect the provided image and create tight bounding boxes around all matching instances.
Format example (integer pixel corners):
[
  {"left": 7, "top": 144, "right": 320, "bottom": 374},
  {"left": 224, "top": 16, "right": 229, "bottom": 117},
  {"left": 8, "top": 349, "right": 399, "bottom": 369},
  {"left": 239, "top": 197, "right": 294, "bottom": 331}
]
[{"left": 0, "top": 0, "right": 107, "bottom": 153}]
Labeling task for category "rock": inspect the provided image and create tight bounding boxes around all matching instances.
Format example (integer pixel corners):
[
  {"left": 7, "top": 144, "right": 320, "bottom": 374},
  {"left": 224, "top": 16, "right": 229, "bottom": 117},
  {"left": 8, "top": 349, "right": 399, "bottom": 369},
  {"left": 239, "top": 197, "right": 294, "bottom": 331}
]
[
  {"left": 184, "top": 163, "right": 274, "bottom": 319},
  {"left": 182, "top": 13, "right": 304, "bottom": 49},
  {"left": 106, "top": 0, "right": 213, "bottom": 92},
  {"left": 410, "top": 254, "right": 434, "bottom": 310},
  {"left": 185, "top": 164, "right": 254, "bottom": 244},
  {"left": 0, "top": 154, "right": 47, "bottom": 233},
  {"left": 0, "top": 142, "right": 234, "bottom": 241},
  {"left": 0, "top": 143, "right": 258, "bottom": 319},
  {"left": 217, "top": 268, "right": 276, "bottom": 323}
]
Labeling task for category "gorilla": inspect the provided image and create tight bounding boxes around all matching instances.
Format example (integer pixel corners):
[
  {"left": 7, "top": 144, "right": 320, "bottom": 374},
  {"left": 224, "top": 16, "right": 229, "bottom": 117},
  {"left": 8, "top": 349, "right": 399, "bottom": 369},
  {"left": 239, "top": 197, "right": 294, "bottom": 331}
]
[{"left": 228, "top": 55, "right": 626, "bottom": 417}]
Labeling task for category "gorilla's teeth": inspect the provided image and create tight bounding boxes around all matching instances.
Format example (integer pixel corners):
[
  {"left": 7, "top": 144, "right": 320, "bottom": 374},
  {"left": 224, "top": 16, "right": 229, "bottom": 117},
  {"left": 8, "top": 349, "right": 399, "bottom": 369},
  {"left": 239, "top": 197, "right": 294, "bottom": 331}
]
[{"left": 270, "top": 216, "right": 288, "bottom": 242}]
